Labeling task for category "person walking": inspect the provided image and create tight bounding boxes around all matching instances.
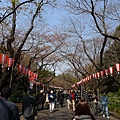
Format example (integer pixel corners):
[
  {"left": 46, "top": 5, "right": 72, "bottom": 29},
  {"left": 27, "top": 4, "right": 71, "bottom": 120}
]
[
  {"left": 54, "top": 90, "right": 57, "bottom": 107},
  {"left": 92, "top": 90, "right": 99, "bottom": 115},
  {"left": 87, "top": 90, "right": 93, "bottom": 108},
  {"left": 0, "top": 87, "right": 20, "bottom": 120},
  {"left": 71, "top": 90, "right": 76, "bottom": 111},
  {"left": 72, "top": 100, "right": 96, "bottom": 120},
  {"left": 35, "top": 92, "right": 40, "bottom": 110},
  {"left": 67, "top": 90, "right": 72, "bottom": 109},
  {"left": 58, "top": 90, "right": 64, "bottom": 107},
  {"left": 75, "top": 90, "right": 81, "bottom": 108},
  {"left": 39, "top": 90, "right": 45, "bottom": 110},
  {"left": 48, "top": 90, "right": 55, "bottom": 112},
  {"left": 22, "top": 89, "right": 37, "bottom": 120},
  {"left": 100, "top": 92, "right": 109, "bottom": 119},
  {"left": 45, "top": 91, "right": 49, "bottom": 109}
]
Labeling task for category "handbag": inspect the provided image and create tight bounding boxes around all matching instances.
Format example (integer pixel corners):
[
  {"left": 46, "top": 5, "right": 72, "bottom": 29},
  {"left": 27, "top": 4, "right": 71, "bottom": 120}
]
[{"left": 29, "top": 104, "right": 37, "bottom": 116}]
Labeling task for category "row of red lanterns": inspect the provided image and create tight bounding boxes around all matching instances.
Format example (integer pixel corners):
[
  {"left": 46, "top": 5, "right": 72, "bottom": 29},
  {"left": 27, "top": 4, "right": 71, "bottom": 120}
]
[
  {"left": 18, "top": 64, "right": 38, "bottom": 80},
  {"left": 71, "top": 63, "right": 120, "bottom": 88},
  {"left": 0, "top": 54, "right": 38, "bottom": 83},
  {"left": 0, "top": 54, "right": 14, "bottom": 69}
]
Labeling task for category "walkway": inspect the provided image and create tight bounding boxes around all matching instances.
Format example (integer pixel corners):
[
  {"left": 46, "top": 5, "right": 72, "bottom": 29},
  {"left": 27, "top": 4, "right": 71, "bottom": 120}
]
[{"left": 20, "top": 101, "right": 120, "bottom": 120}]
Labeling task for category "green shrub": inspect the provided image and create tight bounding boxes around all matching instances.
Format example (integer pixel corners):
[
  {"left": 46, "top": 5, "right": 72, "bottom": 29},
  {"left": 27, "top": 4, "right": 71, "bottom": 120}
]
[
  {"left": 108, "top": 92, "right": 120, "bottom": 115},
  {"left": 117, "top": 89, "right": 120, "bottom": 96},
  {"left": 9, "top": 90, "right": 26, "bottom": 103}
]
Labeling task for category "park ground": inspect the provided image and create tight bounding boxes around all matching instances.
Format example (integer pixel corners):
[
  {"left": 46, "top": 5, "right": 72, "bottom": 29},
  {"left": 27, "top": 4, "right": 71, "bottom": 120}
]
[{"left": 19, "top": 100, "right": 120, "bottom": 120}]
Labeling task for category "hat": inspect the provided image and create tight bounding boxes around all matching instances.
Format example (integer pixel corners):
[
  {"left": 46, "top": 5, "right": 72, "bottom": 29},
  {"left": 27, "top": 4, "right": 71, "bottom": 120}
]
[
  {"left": 50, "top": 90, "right": 53, "bottom": 93},
  {"left": 40, "top": 90, "right": 43, "bottom": 93}
]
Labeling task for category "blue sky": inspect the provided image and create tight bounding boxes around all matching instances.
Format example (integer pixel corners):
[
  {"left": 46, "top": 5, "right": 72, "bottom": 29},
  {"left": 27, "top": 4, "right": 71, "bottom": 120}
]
[
  {"left": 44, "top": 9, "right": 65, "bottom": 27},
  {"left": 43, "top": 1, "right": 67, "bottom": 27}
]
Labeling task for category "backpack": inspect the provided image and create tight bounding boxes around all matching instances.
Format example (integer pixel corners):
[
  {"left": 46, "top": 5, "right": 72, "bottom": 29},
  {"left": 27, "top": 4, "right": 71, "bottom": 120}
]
[
  {"left": 23, "top": 104, "right": 37, "bottom": 118},
  {"left": 29, "top": 104, "right": 34, "bottom": 116},
  {"left": 71, "top": 93, "right": 75, "bottom": 100}
]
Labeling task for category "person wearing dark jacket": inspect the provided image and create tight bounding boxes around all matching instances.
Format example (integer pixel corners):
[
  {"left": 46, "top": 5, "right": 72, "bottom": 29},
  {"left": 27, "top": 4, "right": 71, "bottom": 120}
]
[
  {"left": 48, "top": 90, "right": 55, "bottom": 112},
  {"left": 58, "top": 90, "right": 64, "bottom": 107},
  {"left": 67, "top": 90, "right": 72, "bottom": 109},
  {"left": 39, "top": 90, "right": 45, "bottom": 110},
  {"left": 0, "top": 87, "right": 20, "bottom": 120},
  {"left": 75, "top": 90, "right": 81, "bottom": 107},
  {"left": 22, "top": 89, "right": 36, "bottom": 120}
]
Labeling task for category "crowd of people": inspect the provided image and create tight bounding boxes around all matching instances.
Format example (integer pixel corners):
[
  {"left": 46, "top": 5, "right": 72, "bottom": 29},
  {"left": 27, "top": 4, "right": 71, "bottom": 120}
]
[
  {"left": 0, "top": 87, "right": 66, "bottom": 120},
  {"left": 66, "top": 89, "right": 109, "bottom": 119},
  {"left": 0, "top": 87, "right": 110, "bottom": 120},
  {"left": 35, "top": 89, "right": 65, "bottom": 112}
]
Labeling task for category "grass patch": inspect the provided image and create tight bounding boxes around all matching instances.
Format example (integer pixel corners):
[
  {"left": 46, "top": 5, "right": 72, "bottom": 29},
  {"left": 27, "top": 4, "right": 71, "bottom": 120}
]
[{"left": 107, "top": 92, "right": 120, "bottom": 115}]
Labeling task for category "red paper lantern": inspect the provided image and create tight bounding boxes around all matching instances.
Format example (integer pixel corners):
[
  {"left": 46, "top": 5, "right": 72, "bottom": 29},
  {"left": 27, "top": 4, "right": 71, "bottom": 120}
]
[
  {"left": 94, "top": 73, "right": 97, "bottom": 79},
  {"left": 108, "top": 67, "right": 114, "bottom": 76},
  {"left": 18, "top": 64, "right": 22, "bottom": 73},
  {"left": 97, "top": 72, "right": 100, "bottom": 79},
  {"left": 89, "top": 75, "right": 92, "bottom": 80},
  {"left": 28, "top": 70, "right": 32, "bottom": 77},
  {"left": 105, "top": 69, "right": 108, "bottom": 76},
  {"left": 85, "top": 77, "right": 88, "bottom": 82},
  {"left": 115, "top": 63, "right": 120, "bottom": 74},
  {"left": 100, "top": 71, "right": 104, "bottom": 77},
  {"left": 30, "top": 71, "right": 34, "bottom": 77},
  {"left": 33, "top": 73, "right": 35, "bottom": 78},
  {"left": 87, "top": 76, "right": 90, "bottom": 81},
  {"left": 7, "top": 58, "right": 14, "bottom": 70},
  {"left": 0, "top": 54, "right": 8, "bottom": 67},
  {"left": 22, "top": 66, "right": 26, "bottom": 74},
  {"left": 92, "top": 74, "right": 95, "bottom": 79},
  {"left": 29, "top": 76, "right": 35, "bottom": 81}
]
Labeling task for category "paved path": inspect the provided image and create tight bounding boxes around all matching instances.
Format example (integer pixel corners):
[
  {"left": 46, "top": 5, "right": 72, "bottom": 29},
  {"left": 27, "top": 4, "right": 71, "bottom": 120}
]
[{"left": 20, "top": 101, "right": 120, "bottom": 120}]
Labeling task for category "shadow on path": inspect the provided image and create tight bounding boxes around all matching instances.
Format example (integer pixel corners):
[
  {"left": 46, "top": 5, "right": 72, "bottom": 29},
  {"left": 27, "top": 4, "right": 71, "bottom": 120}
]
[{"left": 36, "top": 104, "right": 74, "bottom": 120}]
